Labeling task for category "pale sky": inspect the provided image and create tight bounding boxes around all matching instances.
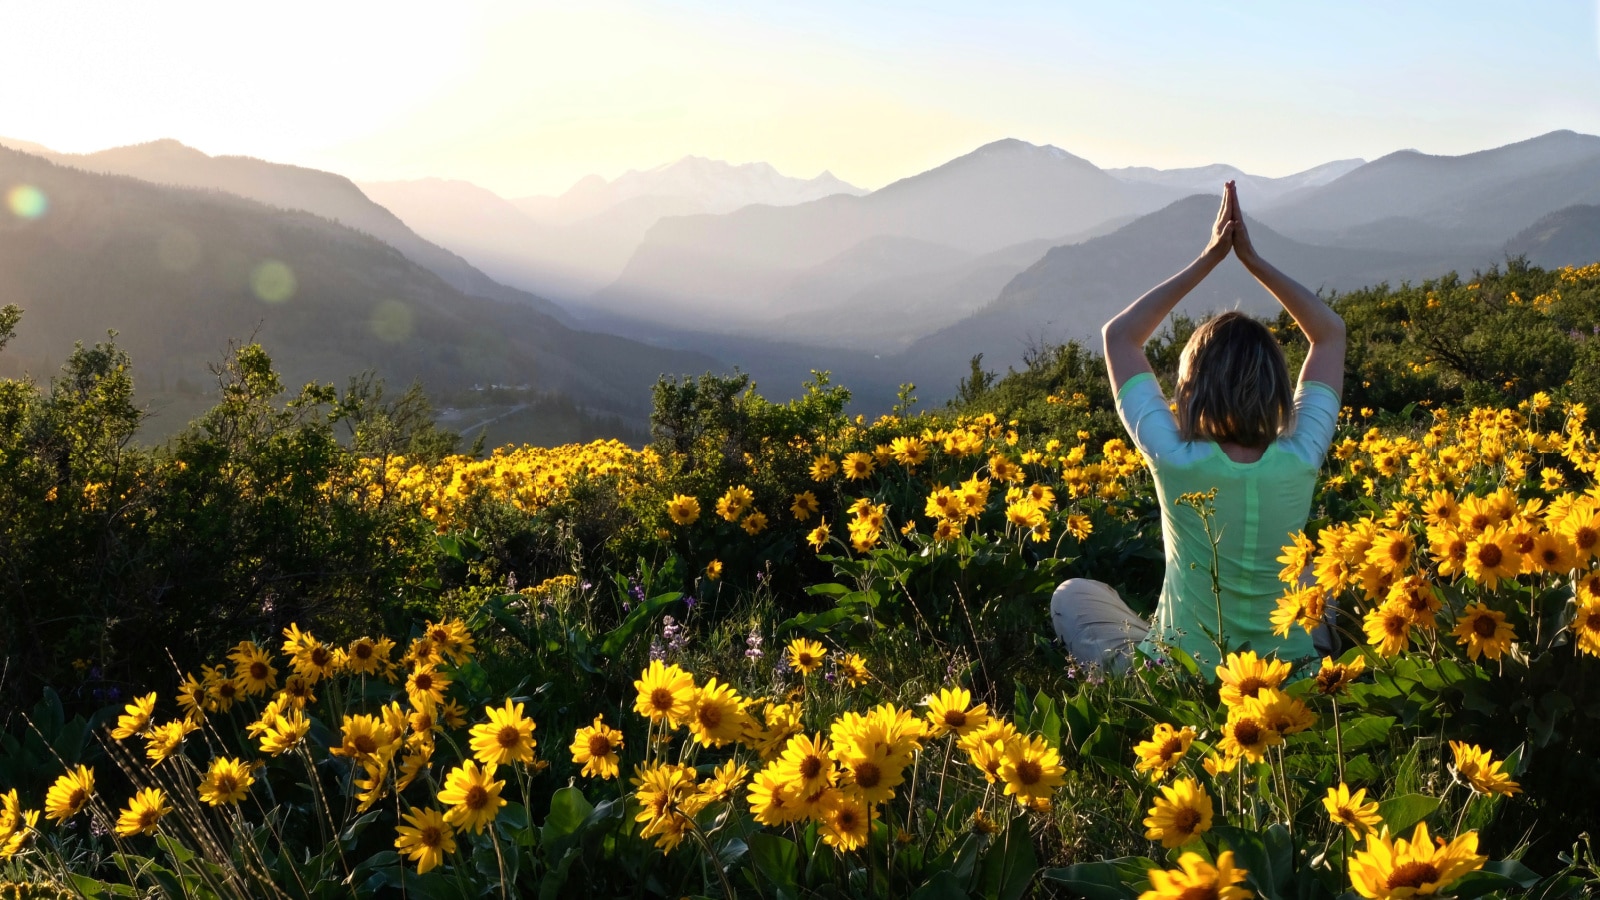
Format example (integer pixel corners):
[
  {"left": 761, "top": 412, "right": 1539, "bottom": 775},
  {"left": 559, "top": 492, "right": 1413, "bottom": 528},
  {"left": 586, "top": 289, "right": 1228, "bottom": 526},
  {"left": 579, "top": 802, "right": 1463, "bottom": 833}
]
[{"left": 4, "top": 1, "right": 1600, "bottom": 197}]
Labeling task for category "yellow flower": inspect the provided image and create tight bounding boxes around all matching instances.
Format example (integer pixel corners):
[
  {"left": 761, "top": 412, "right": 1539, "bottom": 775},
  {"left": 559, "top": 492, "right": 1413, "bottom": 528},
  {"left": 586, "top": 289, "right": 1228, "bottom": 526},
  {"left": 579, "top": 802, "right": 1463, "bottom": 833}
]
[
  {"left": 1463, "top": 525, "right": 1521, "bottom": 589},
  {"left": 405, "top": 665, "right": 451, "bottom": 711},
  {"left": 997, "top": 735, "right": 1066, "bottom": 805},
  {"left": 1449, "top": 741, "right": 1521, "bottom": 796},
  {"left": 44, "top": 765, "right": 95, "bottom": 823},
  {"left": 1313, "top": 655, "right": 1366, "bottom": 695},
  {"left": 1215, "top": 651, "right": 1291, "bottom": 708},
  {"left": 1133, "top": 723, "right": 1196, "bottom": 781},
  {"left": 1271, "top": 585, "right": 1327, "bottom": 637},
  {"left": 1573, "top": 594, "right": 1600, "bottom": 657},
  {"left": 1139, "top": 850, "right": 1250, "bottom": 900},
  {"left": 686, "top": 678, "right": 752, "bottom": 748},
  {"left": 809, "top": 454, "right": 838, "bottom": 481},
  {"left": 632, "top": 660, "right": 696, "bottom": 726},
  {"left": 468, "top": 699, "right": 538, "bottom": 768},
  {"left": 111, "top": 693, "right": 158, "bottom": 741},
  {"left": 775, "top": 733, "right": 836, "bottom": 797},
  {"left": 198, "top": 757, "right": 254, "bottom": 806},
  {"left": 633, "top": 762, "right": 702, "bottom": 850},
  {"left": 666, "top": 494, "right": 700, "bottom": 526},
  {"left": 437, "top": 760, "right": 506, "bottom": 834},
  {"left": 330, "top": 713, "right": 401, "bottom": 764},
  {"left": 1451, "top": 602, "right": 1515, "bottom": 662},
  {"left": 1364, "top": 602, "right": 1414, "bottom": 658},
  {"left": 113, "top": 787, "right": 171, "bottom": 838},
  {"left": 715, "top": 484, "right": 754, "bottom": 522},
  {"left": 344, "top": 635, "right": 397, "bottom": 678},
  {"left": 395, "top": 807, "right": 455, "bottom": 875},
  {"left": 705, "top": 559, "right": 724, "bottom": 580},
  {"left": 1142, "top": 777, "right": 1213, "bottom": 848},
  {"left": 0, "top": 790, "right": 41, "bottom": 860},
  {"left": 423, "top": 618, "right": 476, "bottom": 665},
  {"left": 741, "top": 510, "right": 769, "bottom": 535},
  {"left": 923, "top": 687, "right": 989, "bottom": 738},
  {"left": 836, "top": 652, "right": 870, "bottom": 686},
  {"left": 806, "top": 520, "right": 831, "bottom": 552},
  {"left": 747, "top": 766, "right": 804, "bottom": 826},
  {"left": 790, "top": 491, "right": 820, "bottom": 521},
  {"left": 842, "top": 451, "right": 876, "bottom": 481},
  {"left": 1324, "top": 782, "right": 1383, "bottom": 837},
  {"left": 570, "top": 715, "right": 624, "bottom": 780},
  {"left": 698, "top": 760, "right": 750, "bottom": 804},
  {"left": 1217, "top": 708, "right": 1281, "bottom": 763},
  {"left": 258, "top": 709, "right": 311, "bottom": 756},
  {"left": 228, "top": 641, "right": 278, "bottom": 696},
  {"left": 1348, "top": 822, "right": 1486, "bottom": 899},
  {"left": 787, "top": 638, "right": 826, "bottom": 675},
  {"left": 818, "top": 789, "right": 871, "bottom": 851},
  {"left": 144, "top": 719, "right": 199, "bottom": 767}
]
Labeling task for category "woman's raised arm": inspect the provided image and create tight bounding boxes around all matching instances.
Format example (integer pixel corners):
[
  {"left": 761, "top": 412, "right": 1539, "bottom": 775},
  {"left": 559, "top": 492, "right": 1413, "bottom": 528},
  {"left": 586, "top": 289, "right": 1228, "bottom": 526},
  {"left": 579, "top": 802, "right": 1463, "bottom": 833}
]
[
  {"left": 1227, "top": 181, "right": 1346, "bottom": 396},
  {"left": 1101, "top": 187, "right": 1237, "bottom": 392}
]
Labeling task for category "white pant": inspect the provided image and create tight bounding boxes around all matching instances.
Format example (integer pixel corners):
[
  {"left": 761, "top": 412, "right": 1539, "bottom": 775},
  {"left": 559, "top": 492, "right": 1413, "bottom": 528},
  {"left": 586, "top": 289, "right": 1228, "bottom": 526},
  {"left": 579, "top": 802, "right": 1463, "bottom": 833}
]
[{"left": 1049, "top": 578, "right": 1149, "bottom": 671}]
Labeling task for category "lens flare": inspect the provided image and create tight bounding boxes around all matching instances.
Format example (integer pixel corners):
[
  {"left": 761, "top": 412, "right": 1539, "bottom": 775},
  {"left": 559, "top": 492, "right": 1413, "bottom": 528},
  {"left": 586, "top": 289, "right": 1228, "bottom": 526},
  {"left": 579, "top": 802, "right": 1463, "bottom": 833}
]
[
  {"left": 250, "top": 260, "right": 296, "bottom": 304},
  {"left": 6, "top": 184, "right": 48, "bottom": 220},
  {"left": 370, "top": 299, "right": 414, "bottom": 342},
  {"left": 158, "top": 229, "right": 202, "bottom": 272}
]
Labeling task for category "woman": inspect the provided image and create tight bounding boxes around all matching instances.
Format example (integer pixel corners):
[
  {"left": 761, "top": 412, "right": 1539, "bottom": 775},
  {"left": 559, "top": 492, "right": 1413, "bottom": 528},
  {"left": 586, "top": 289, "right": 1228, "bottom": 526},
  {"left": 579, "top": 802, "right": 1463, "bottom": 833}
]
[{"left": 1051, "top": 181, "right": 1345, "bottom": 671}]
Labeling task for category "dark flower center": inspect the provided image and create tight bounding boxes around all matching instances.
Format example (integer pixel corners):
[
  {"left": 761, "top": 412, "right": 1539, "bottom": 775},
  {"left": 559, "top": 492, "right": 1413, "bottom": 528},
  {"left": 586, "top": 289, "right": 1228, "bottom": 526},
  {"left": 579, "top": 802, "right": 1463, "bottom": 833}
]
[
  {"left": 1474, "top": 614, "right": 1499, "bottom": 638},
  {"left": 1386, "top": 862, "right": 1441, "bottom": 890},
  {"left": 497, "top": 725, "right": 522, "bottom": 749},
  {"left": 1476, "top": 544, "right": 1503, "bottom": 568},
  {"left": 588, "top": 734, "right": 612, "bottom": 757},
  {"left": 854, "top": 761, "right": 882, "bottom": 788},
  {"left": 650, "top": 688, "right": 674, "bottom": 711},
  {"left": 464, "top": 785, "right": 488, "bottom": 810}
]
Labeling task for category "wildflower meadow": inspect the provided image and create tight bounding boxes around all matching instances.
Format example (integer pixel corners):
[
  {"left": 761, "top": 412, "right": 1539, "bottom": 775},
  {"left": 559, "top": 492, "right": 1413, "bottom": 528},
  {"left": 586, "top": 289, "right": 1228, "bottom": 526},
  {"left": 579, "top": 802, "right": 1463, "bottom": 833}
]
[{"left": 2, "top": 261, "right": 1600, "bottom": 898}]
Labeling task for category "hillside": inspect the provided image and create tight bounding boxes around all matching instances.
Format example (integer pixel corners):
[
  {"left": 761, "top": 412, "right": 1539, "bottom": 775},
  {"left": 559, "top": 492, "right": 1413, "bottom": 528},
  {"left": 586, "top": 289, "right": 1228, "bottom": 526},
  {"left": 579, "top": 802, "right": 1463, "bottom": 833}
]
[
  {"left": 1505, "top": 204, "right": 1600, "bottom": 268},
  {"left": 900, "top": 194, "right": 1493, "bottom": 395},
  {"left": 1107, "top": 157, "right": 1365, "bottom": 206},
  {"left": 0, "top": 146, "right": 716, "bottom": 443},
  {"left": 590, "top": 139, "right": 1188, "bottom": 329},
  {"left": 1257, "top": 130, "right": 1600, "bottom": 253},
  {"left": 0, "top": 137, "right": 571, "bottom": 322}
]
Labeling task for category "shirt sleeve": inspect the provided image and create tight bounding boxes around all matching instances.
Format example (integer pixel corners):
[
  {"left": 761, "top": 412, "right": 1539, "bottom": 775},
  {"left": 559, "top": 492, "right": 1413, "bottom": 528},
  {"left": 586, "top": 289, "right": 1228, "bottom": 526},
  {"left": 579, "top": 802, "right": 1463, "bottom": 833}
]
[
  {"left": 1114, "top": 372, "right": 1183, "bottom": 461},
  {"left": 1279, "top": 380, "right": 1340, "bottom": 468}
]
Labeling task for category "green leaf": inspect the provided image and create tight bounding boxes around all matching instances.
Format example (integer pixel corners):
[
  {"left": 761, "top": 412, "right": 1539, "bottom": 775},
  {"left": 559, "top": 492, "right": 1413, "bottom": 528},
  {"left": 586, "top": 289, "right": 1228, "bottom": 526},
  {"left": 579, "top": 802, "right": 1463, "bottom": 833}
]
[
  {"left": 541, "top": 786, "right": 594, "bottom": 850},
  {"left": 912, "top": 870, "right": 978, "bottom": 900},
  {"left": 1339, "top": 715, "right": 1396, "bottom": 751},
  {"left": 749, "top": 832, "right": 800, "bottom": 894},
  {"left": 977, "top": 814, "right": 1037, "bottom": 900},
  {"left": 1038, "top": 862, "right": 1139, "bottom": 900},
  {"left": 1374, "top": 794, "right": 1440, "bottom": 835},
  {"left": 598, "top": 591, "right": 681, "bottom": 656}
]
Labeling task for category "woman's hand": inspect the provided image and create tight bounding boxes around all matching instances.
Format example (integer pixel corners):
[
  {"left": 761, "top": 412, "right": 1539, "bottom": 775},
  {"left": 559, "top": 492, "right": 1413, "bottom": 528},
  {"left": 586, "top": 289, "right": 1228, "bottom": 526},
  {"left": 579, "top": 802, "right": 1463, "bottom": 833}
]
[
  {"left": 1201, "top": 183, "right": 1237, "bottom": 264},
  {"left": 1226, "top": 181, "right": 1261, "bottom": 267}
]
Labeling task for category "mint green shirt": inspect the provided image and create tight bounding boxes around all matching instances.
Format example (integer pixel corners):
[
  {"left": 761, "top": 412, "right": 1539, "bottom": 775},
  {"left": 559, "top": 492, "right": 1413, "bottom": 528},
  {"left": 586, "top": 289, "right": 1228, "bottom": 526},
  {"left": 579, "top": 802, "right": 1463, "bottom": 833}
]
[{"left": 1114, "top": 372, "right": 1340, "bottom": 669}]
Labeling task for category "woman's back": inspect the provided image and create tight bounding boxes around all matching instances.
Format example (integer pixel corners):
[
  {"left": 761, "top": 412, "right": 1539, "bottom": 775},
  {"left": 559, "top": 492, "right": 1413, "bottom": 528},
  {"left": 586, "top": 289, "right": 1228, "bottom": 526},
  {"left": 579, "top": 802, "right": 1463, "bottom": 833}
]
[{"left": 1117, "top": 372, "right": 1340, "bottom": 666}]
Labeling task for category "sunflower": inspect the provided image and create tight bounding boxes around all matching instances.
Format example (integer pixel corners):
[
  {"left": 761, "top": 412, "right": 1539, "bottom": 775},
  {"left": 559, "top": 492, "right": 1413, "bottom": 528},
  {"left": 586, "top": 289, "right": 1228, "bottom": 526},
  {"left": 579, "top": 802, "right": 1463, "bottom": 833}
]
[
  {"left": 344, "top": 635, "right": 397, "bottom": 678},
  {"left": 144, "top": 719, "right": 198, "bottom": 767},
  {"left": 687, "top": 678, "right": 751, "bottom": 748},
  {"left": 775, "top": 733, "right": 835, "bottom": 797},
  {"left": 1324, "top": 782, "right": 1383, "bottom": 837},
  {"left": 632, "top": 660, "right": 696, "bottom": 726},
  {"left": 787, "top": 638, "right": 826, "bottom": 675},
  {"left": 1456, "top": 495, "right": 1497, "bottom": 536},
  {"left": 405, "top": 665, "right": 451, "bottom": 712},
  {"left": 1139, "top": 850, "right": 1251, "bottom": 900},
  {"left": 1313, "top": 655, "right": 1366, "bottom": 695},
  {"left": 198, "top": 757, "right": 254, "bottom": 806},
  {"left": 437, "top": 760, "right": 506, "bottom": 834},
  {"left": 1463, "top": 525, "right": 1521, "bottom": 589},
  {"left": 806, "top": 521, "right": 831, "bottom": 552},
  {"left": 111, "top": 693, "right": 158, "bottom": 741},
  {"left": 258, "top": 710, "right": 311, "bottom": 756},
  {"left": 1386, "top": 576, "right": 1442, "bottom": 628},
  {"left": 790, "top": 491, "right": 820, "bottom": 522},
  {"left": 1427, "top": 523, "right": 1469, "bottom": 580},
  {"left": 44, "top": 765, "right": 95, "bottom": 823},
  {"left": 110, "top": 787, "right": 170, "bottom": 838},
  {"left": 666, "top": 494, "right": 700, "bottom": 526},
  {"left": 747, "top": 766, "right": 803, "bottom": 826},
  {"left": 1420, "top": 491, "right": 1458, "bottom": 527},
  {"left": 923, "top": 687, "right": 989, "bottom": 738},
  {"left": 1142, "top": 777, "right": 1213, "bottom": 848},
  {"left": 705, "top": 559, "right": 723, "bottom": 580},
  {"left": 396, "top": 735, "right": 435, "bottom": 791},
  {"left": 228, "top": 641, "right": 278, "bottom": 697},
  {"left": 1449, "top": 741, "right": 1521, "bottom": 796},
  {"left": 1214, "top": 651, "right": 1291, "bottom": 708},
  {"left": 1133, "top": 723, "right": 1196, "bottom": 781},
  {"left": 423, "top": 619, "right": 476, "bottom": 665},
  {"left": 1570, "top": 586, "right": 1600, "bottom": 655},
  {"left": 1558, "top": 504, "right": 1600, "bottom": 563},
  {"left": 932, "top": 518, "right": 963, "bottom": 543},
  {"left": 175, "top": 672, "right": 206, "bottom": 724},
  {"left": 395, "top": 807, "right": 455, "bottom": 875},
  {"left": 1216, "top": 709, "right": 1281, "bottom": 763},
  {"left": 741, "top": 510, "right": 769, "bottom": 535},
  {"left": 818, "top": 789, "right": 871, "bottom": 851},
  {"left": 998, "top": 735, "right": 1066, "bottom": 805},
  {"left": 841, "top": 451, "right": 876, "bottom": 481},
  {"left": 715, "top": 484, "right": 754, "bottom": 522},
  {"left": 1271, "top": 585, "right": 1326, "bottom": 637},
  {"left": 570, "top": 715, "right": 624, "bottom": 780},
  {"left": 632, "top": 762, "right": 702, "bottom": 850},
  {"left": 697, "top": 760, "right": 750, "bottom": 804},
  {"left": 1365, "top": 528, "right": 1415, "bottom": 576},
  {"left": 0, "top": 790, "right": 40, "bottom": 860},
  {"left": 1451, "top": 603, "right": 1515, "bottom": 662},
  {"left": 836, "top": 652, "right": 871, "bottom": 686},
  {"left": 833, "top": 742, "right": 908, "bottom": 806},
  {"left": 1363, "top": 601, "right": 1414, "bottom": 658},
  {"left": 468, "top": 699, "right": 538, "bottom": 767},
  {"left": 809, "top": 454, "right": 838, "bottom": 481},
  {"left": 1529, "top": 531, "right": 1577, "bottom": 573},
  {"left": 1348, "top": 822, "right": 1486, "bottom": 900}
]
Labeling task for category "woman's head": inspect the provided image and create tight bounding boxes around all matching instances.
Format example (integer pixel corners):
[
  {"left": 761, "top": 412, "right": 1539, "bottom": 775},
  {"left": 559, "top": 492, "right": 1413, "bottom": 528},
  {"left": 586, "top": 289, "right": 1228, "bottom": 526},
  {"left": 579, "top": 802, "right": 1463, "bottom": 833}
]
[{"left": 1174, "top": 311, "right": 1292, "bottom": 448}]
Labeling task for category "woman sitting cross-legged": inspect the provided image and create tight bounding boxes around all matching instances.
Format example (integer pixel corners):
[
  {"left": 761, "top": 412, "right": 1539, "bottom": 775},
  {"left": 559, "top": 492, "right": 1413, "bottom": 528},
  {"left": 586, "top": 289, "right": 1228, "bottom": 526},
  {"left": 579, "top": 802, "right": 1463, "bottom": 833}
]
[{"left": 1051, "top": 181, "right": 1346, "bottom": 672}]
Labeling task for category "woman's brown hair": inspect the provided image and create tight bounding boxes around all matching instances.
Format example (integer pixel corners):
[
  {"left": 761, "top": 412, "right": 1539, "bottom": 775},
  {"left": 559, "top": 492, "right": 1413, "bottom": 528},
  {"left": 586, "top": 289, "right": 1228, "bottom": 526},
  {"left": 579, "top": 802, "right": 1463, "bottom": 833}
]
[{"left": 1173, "top": 311, "right": 1293, "bottom": 448}]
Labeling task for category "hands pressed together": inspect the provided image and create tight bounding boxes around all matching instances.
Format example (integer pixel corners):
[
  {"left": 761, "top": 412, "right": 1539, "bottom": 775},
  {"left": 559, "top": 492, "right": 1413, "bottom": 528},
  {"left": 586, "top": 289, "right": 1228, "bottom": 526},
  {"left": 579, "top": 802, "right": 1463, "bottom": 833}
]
[{"left": 1202, "top": 180, "right": 1258, "bottom": 267}]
